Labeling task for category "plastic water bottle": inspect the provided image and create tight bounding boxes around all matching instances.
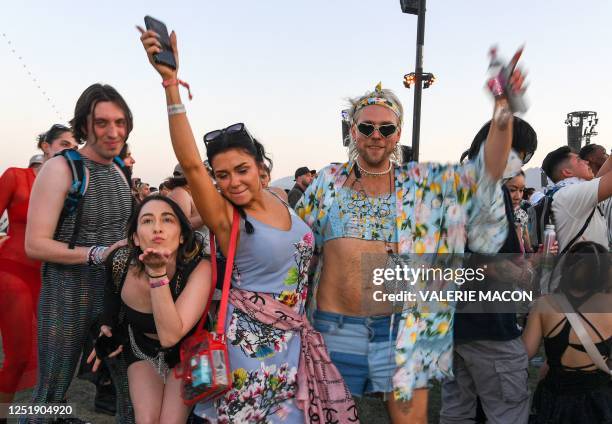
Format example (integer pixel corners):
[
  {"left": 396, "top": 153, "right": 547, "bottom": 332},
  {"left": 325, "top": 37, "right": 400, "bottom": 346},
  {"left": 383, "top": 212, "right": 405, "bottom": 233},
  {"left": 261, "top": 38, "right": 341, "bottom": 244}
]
[
  {"left": 192, "top": 356, "right": 211, "bottom": 387},
  {"left": 543, "top": 224, "right": 556, "bottom": 255}
]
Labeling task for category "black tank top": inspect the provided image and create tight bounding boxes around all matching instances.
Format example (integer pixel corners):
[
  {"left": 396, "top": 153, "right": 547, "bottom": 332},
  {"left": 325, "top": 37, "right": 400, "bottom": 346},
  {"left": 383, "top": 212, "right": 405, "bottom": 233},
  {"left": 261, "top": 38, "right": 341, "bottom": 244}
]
[
  {"left": 99, "top": 242, "right": 204, "bottom": 336},
  {"left": 122, "top": 271, "right": 188, "bottom": 335},
  {"left": 544, "top": 293, "right": 612, "bottom": 371}
]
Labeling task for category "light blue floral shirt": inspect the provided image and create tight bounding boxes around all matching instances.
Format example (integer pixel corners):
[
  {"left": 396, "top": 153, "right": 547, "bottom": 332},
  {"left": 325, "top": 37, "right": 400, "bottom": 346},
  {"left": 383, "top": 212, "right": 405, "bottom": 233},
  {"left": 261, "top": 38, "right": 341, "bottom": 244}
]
[{"left": 296, "top": 147, "right": 508, "bottom": 400}]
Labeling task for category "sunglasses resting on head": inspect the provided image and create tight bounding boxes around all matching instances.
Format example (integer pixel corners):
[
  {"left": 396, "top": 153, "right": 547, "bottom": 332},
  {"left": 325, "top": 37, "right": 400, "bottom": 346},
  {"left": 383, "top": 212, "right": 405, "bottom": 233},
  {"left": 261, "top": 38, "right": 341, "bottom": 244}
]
[{"left": 203, "top": 123, "right": 254, "bottom": 147}]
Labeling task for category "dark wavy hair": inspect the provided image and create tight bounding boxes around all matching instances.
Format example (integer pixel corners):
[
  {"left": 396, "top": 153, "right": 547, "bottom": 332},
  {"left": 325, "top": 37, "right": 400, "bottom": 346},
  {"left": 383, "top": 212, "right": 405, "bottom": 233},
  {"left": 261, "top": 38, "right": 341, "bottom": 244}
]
[
  {"left": 463, "top": 116, "right": 537, "bottom": 163},
  {"left": 117, "top": 142, "right": 134, "bottom": 183},
  {"left": 70, "top": 83, "right": 133, "bottom": 145},
  {"left": 558, "top": 241, "right": 610, "bottom": 294},
  {"left": 164, "top": 176, "right": 188, "bottom": 190},
  {"left": 579, "top": 143, "right": 604, "bottom": 160},
  {"left": 204, "top": 130, "right": 273, "bottom": 234},
  {"left": 36, "top": 124, "right": 72, "bottom": 150},
  {"left": 126, "top": 195, "right": 203, "bottom": 275},
  {"left": 205, "top": 133, "right": 273, "bottom": 173},
  {"left": 119, "top": 142, "right": 130, "bottom": 161}
]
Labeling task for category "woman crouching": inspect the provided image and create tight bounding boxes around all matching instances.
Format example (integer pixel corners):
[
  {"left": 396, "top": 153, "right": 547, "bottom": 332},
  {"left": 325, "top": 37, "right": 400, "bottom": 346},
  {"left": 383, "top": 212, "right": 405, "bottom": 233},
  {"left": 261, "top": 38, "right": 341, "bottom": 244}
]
[{"left": 89, "top": 195, "right": 211, "bottom": 423}]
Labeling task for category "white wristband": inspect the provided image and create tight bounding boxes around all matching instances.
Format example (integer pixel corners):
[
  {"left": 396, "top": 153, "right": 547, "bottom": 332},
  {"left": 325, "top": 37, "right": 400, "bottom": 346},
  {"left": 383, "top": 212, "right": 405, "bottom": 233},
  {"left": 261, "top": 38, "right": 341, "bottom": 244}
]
[{"left": 167, "top": 104, "right": 186, "bottom": 116}]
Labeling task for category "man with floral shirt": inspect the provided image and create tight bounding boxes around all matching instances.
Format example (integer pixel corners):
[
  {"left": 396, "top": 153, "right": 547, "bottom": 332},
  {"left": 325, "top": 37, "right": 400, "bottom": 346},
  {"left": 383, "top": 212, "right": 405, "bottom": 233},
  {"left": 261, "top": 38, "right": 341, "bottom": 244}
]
[{"left": 296, "top": 83, "right": 514, "bottom": 423}]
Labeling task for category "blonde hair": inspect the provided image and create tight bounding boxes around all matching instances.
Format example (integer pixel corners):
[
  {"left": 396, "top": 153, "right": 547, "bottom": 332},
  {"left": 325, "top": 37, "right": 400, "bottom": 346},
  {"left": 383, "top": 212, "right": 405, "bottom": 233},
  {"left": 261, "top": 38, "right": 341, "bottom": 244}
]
[{"left": 345, "top": 87, "right": 404, "bottom": 163}]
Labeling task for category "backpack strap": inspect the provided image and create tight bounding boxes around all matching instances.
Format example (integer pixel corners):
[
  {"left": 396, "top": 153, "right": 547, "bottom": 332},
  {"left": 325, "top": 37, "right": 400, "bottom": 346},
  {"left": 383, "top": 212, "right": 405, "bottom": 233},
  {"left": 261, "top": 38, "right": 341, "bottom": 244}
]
[
  {"left": 113, "top": 156, "right": 132, "bottom": 186},
  {"left": 113, "top": 155, "right": 136, "bottom": 214},
  {"left": 540, "top": 199, "right": 597, "bottom": 292},
  {"left": 559, "top": 206, "right": 597, "bottom": 255},
  {"left": 61, "top": 149, "right": 87, "bottom": 213},
  {"left": 113, "top": 155, "right": 126, "bottom": 168},
  {"left": 55, "top": 149, "right": 88, "bottom": 249},
  {"left": 56, "top": 152, "right": 132, "bottom": 249},
  {"left": 537, "top": 182, "right": 596, "bottom": 255},
  {"left": 536, "top": 195, "right": 550, "bottom": 245},
  {"left": 537, "top": 187, "right": 560, "bottom": 244}
]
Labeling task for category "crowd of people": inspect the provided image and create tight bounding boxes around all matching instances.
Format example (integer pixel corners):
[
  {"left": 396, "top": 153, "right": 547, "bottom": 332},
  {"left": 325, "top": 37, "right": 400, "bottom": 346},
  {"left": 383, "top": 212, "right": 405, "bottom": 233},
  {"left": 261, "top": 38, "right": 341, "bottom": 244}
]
[{"left": 0, "top": 25, "right": 610, "bottom": 424}]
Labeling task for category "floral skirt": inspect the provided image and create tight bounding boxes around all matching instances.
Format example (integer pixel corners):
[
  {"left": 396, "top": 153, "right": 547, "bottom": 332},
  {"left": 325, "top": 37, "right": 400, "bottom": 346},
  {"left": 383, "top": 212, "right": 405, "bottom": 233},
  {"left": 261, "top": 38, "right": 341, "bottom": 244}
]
[{"left": 194, "top": 306, "right": 303, "bottom": 423}]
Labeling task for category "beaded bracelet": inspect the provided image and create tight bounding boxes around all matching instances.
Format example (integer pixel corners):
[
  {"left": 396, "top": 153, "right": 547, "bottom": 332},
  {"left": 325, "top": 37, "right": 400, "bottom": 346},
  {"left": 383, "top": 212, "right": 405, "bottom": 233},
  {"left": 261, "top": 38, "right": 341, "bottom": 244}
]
[
  {"left": 87, "top": 245, "right": 108, "bottom": 266},
  {"left": 87, "top": 246, "right": 96, "bottom": 265}
]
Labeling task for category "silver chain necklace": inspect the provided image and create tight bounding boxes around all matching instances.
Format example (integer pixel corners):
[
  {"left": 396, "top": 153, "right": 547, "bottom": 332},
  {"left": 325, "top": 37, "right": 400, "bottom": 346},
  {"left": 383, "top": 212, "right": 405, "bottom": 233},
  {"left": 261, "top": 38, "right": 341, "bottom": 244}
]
[{"left": 356, "top": 158, "right": 393, "bottom": 176}]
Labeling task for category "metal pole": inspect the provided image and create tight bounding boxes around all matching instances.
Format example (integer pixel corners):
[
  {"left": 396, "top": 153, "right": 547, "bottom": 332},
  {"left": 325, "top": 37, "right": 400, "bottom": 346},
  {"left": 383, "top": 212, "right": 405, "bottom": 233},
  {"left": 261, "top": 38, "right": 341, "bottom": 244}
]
[{"left": 411, "top": 0, "right": 426, "bottom": 162}]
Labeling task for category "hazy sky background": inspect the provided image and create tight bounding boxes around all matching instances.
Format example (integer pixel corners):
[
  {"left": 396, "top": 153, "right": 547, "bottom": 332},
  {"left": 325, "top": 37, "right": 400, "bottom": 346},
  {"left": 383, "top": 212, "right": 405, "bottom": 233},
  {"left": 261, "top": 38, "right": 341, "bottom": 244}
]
[{"left": 2, "top": 0, "right": 610, "bottom": 185}]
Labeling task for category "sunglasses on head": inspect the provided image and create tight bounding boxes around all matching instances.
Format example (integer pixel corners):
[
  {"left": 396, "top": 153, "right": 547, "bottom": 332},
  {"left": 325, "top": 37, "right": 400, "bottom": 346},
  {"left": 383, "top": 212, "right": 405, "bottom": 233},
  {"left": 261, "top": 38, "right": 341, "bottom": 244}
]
[
  {"left": 203, "top": 123, "right": 253, "bottom": 147},
  {"left": 356, "top": 122, "right": 398, "bottom": 138}
]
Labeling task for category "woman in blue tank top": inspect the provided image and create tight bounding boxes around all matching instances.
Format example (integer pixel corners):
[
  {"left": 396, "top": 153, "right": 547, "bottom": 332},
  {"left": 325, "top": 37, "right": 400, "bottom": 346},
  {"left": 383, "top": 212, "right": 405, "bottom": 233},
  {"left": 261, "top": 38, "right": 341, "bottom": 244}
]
[{"left": 139, "top": 28, "right": 357, "bottom": 423}]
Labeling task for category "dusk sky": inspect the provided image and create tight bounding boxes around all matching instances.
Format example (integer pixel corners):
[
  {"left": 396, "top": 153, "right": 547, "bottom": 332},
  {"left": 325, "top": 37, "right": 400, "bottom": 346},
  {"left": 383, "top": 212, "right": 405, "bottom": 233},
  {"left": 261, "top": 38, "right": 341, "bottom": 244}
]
[{"left": 2, "top": 1, "right": 610, "bottom": 185}]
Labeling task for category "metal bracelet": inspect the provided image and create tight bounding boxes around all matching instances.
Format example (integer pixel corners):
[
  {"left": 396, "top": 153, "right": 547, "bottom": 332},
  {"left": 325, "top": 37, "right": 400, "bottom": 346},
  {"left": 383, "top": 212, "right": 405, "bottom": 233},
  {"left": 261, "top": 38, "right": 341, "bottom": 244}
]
[{"left": 90, "top": 246, "right": 108, "bottom": 266}]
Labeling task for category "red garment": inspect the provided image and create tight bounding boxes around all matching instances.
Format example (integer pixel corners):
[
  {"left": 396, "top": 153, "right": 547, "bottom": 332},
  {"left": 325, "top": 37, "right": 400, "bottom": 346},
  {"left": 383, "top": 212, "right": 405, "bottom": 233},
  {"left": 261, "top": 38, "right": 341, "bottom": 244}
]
[{"left": 0, "top": 167, "right": 40, "bottom": 392}]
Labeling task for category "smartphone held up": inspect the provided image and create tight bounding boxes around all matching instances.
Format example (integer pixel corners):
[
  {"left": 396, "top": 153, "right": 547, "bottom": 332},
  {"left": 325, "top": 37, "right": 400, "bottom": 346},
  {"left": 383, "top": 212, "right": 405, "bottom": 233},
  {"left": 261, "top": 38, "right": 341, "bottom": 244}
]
[{"left": 144, "top": 15, "right": 177, "bottom": 70}]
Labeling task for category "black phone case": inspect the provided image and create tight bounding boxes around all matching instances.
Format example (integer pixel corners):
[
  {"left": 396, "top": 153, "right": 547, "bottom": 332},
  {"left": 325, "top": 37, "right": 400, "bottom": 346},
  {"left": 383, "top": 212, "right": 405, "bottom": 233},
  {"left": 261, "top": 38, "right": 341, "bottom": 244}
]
[{"left": 144, "top": 15, "right": 177, "bottom": 70}]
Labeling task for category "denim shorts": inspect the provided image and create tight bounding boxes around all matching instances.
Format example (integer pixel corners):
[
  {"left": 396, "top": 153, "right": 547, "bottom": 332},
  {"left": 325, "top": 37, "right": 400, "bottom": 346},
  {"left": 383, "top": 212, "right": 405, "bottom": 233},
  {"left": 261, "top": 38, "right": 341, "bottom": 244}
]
[{"left": 312, "top": 310, "right": 401, "bottom": 396}]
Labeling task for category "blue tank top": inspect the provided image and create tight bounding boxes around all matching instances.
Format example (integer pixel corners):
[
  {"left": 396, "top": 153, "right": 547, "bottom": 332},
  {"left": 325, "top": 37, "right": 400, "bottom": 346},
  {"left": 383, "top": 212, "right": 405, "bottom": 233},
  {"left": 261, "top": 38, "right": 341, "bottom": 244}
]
[
  {"left": 196, "top": 200, "right": 313, "bottom": 423},
  {"left": 232, "top": 205, "right": 314, "bottom": 310},
  {"left": 323, "top": 186, "right": 398, "bottom": 243}
]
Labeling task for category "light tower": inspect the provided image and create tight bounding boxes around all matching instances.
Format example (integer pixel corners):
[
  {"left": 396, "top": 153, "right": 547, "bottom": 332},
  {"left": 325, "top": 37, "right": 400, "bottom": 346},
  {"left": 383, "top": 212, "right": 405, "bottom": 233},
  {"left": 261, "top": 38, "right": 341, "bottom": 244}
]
[
  {"left": 565, "top": 111, "right": 598, "bottom": 152},
  {"left": 400, "top": 0, "right": 434, "bottom": 163}
]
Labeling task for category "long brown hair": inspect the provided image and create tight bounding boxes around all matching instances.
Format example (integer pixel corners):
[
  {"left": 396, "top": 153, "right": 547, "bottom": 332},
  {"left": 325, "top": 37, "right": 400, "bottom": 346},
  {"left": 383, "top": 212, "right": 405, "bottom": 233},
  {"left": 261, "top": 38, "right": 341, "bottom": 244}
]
[
  {"left": 126, "top": 195, "right": 203, "bottom": 275},
  {"left": 70, "top": 83, "right": 133, "bottom": 144}
]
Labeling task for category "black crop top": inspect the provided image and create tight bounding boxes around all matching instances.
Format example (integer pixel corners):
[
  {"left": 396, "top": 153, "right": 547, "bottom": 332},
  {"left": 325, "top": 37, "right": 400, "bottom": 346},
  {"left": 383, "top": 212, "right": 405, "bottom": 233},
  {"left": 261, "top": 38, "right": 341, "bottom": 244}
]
[
  {"left": 99, "top": 243, "right": 204, "bottom": 336},
  {"left": 124, "top": 305, "right": 157, "bottom": 334},
  {"left": 544, "top": 294, "right": 612, "bottom": 371}
]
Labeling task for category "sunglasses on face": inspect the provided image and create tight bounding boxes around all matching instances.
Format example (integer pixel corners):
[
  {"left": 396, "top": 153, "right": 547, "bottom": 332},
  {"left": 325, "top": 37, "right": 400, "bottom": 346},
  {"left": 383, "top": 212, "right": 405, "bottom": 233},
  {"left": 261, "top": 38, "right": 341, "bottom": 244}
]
[
  {"left": 203, "top": 123, "right": 253, "bottom": 147},
  {"left": 356, "top": 122, "right": 398, "bottom": 138}
]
